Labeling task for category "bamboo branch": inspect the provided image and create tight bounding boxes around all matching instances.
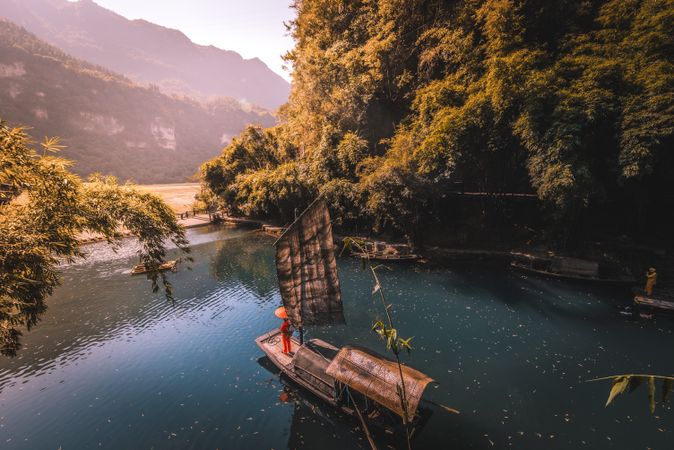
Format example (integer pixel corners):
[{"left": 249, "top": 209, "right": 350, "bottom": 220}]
[
  {"left": 587, "top": 374, "right": 674, "bottom": 382},
  {"left": 349, "top": 390, "right": 378, "bottom": 450}
]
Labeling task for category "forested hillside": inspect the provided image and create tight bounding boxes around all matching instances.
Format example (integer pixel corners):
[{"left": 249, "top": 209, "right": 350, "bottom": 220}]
[
  {"left": 202, "top": 0, "right": 674, "bottom": 248},
  {"left": 0, "top": 20, "right": 276, "bottom": 183},
  {"left": 1, "top": 0, "right": 290, "bottom": 109}
]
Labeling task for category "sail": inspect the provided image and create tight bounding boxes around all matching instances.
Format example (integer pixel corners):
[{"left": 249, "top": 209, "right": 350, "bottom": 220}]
[{"left": 275, "top": 199, "right": 344, "bottom": 328}]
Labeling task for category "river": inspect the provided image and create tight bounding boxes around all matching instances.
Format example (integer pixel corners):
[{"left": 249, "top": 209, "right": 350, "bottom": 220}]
[{"left": 0, "top": 226, "right": 672, "bottom": 449}]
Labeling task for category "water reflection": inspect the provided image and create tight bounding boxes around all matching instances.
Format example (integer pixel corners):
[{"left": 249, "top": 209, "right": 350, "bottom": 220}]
[{"left": 209, "top": 231, "right": 278, "bottom": 300}]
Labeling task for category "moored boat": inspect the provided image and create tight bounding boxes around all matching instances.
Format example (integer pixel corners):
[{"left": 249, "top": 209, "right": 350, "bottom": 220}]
[
  {"left": 256, "top": 329, "right": 433, "bottom": 431},
  {"left": 261, "top": 224, "right": 287, "bottom": 237},
  {"left": 131, "top": 260, "right": 177, "bottom": 275},
  {"left": 348, "top": 239, "right": 423, "bottom": 262},
  {"left": 256, "top": 198, "right": 438, "bottom": 436},
  {"left": 633, "top": 288, "right": 674, "bottom": 313},
  {"left": 510, "top": 252, "right": 635, "bottom": 285}
]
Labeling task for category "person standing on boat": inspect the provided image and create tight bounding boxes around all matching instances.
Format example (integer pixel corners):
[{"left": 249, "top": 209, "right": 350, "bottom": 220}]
[
  {"left": 281, "top": 318, "right": 293, "bottom": 354},
  {"left": 645, "top": 267, "right": 657, "bottom": 296},
  {"left": 275, "top": 306, "right": 293, "bottom": 354}
]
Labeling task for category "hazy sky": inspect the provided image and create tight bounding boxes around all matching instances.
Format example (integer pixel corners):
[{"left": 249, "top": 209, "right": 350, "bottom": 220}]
[{"left": 88, "top": 0, "right": 296, "bottom": 81}]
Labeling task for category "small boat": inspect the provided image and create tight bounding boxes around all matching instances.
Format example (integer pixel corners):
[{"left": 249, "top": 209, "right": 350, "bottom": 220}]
[
  {"left": 131, "top": 260, "right": 177, "bottom": 275},
  {"left": 509, "top": 253, "right": 635, "bottom": 285},
  {"left": 633, "top": 288, "right": 674, "bottom": 313},
  {"left": 256, "top": 330, "right": 432, "bottom": 432},
  {"left": 349, "top": 239, "right": 422, "bottom": 262},
  {"left": 257, "top": 198, "right": 437, "bottom": 436},
  {"left": 261, "top": 224, "right": 287, "bottom": 237},
  {"left": 352, "top": 252, "right": 423, "bottom": 262}
]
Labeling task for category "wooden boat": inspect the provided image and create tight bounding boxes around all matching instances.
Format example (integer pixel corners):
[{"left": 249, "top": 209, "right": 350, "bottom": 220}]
[
  {"left": 256, "top": 330, "right": 432, "bottom": 432},
  {"left": 261, "top": 224, "right": 287, "bottom": 237},
  {"left": 510, "top": 253, "right": 635, "bottom": 285},
  {"left": 352, "top": 252, "right": 423, "bottom": 262},
  {"left": 131, "top": 260, "right": 177, "bottom": 275},
  {"left": 349, "top": 239, "right": 423, "bottom": 262},
  {"left": 256, "top": 198, "right": 437, "bottom": 436},
  {"left": 633, "top": 289, "right": 674, "bottom": 313}
]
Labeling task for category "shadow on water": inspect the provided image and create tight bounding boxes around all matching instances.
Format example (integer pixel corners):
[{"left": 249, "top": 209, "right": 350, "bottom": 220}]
[{"left": 440, "top": 262, "right": 632, "bottom": 326}]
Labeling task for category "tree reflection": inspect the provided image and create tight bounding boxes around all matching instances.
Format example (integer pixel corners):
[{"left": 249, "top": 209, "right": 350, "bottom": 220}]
[{"left": 209, "top": 232, "right": 279, "bottom": 300}]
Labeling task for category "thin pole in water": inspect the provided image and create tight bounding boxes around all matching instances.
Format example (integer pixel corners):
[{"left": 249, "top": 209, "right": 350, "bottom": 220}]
[{"left": 272, "top": 194, "right": 324, "bottom": 246}]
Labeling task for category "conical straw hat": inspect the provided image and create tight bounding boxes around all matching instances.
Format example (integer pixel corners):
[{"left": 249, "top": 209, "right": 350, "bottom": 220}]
[{"left": 274, "top": 306, "right": 288, "bottom": 319}]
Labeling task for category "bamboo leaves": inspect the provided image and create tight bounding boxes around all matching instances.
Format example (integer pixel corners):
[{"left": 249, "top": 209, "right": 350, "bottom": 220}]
[
  {"left": 398, "top": 337, "right": 414, "bottom": 356},
  {"left": 663, "top": 379, "right": 673, "bottom": 404},
  {"left": 1, "top": 124, "right": 190, "bottom": 356},
  {"left": 605, "top": 376, "right": 629, "bottom": 407},
  {"left": 591, "top": 374, "right": 674, "bottom": 414}
]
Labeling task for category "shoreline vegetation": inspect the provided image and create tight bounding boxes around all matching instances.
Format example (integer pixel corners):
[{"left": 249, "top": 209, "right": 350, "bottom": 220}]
[
  {"left": 88, "top": 182, "right": 662, "bottom": 292},
  {"left": 107, "top": 184, "right": 659, "bottom": 283},
  {"left": 199, "top": 0, "right": 673, "bottom": 266}
]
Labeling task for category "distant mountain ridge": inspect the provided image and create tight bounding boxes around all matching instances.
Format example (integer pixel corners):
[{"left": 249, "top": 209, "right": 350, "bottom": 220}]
[
  {"left": 0, "top": 0, "right": 290, "bottom": 109},
  {"left": 0, "top": 19, "right": 276, "bottom": 183}
]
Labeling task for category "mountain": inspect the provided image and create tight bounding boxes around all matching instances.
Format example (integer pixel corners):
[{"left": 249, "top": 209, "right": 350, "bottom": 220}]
[
  {"left": 0, "top": 19, "right": 276, "bottom": 183},
  {"left": 0, "top": 0, "right": 290, "bottom": 110}
]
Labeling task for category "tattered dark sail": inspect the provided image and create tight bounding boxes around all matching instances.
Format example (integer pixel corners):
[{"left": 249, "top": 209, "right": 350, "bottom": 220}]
[{"left": 275, "top": 199, "right": 344, "bottom": 328}]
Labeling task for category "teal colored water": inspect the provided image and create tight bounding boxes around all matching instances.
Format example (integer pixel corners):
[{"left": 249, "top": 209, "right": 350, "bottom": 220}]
[{"left": 0, "top": 226, "right": 672, "bottom": 449}]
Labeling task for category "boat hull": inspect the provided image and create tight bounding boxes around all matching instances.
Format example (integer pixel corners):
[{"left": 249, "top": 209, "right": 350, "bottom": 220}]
[
  {"left": 255, "top": 330, "right": 346, "bottom": 409},
  {"left": 351, "top": 252, "right": 423, "bottom": 262},
  {"left": 510, "top": 261, "right": 635, "bottom": 285}
]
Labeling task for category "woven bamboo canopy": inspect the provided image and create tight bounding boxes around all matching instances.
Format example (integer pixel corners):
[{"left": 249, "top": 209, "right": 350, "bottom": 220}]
[{"left": 326, "top": 346, "right": 433, "bottom": 421}]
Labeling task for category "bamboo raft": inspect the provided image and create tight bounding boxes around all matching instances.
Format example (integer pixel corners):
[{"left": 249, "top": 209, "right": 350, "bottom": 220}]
[{"left": 131, "top": 260, "right": 178, "bottom": 275}]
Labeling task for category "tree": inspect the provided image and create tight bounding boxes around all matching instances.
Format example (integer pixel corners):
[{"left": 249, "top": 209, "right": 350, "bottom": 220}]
[
  {"left": 202, "top": 0, "right": 674, "bottom": 247},
  {"left": 0, "top": 122, "right": 190, "bottom": 356}
]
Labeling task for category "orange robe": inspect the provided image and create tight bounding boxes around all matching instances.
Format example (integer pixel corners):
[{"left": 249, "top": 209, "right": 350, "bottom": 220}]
[
  {"left": 281, "top": 320, "right": 292, "bottom": 354},
  {"left": 645, "top": 272, "right": 657, "bottom": 296}
]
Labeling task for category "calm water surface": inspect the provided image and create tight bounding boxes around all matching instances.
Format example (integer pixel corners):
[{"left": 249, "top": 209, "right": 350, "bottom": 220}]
[{"left": 0, "top": 226, "right": 672, "bottom": 449}]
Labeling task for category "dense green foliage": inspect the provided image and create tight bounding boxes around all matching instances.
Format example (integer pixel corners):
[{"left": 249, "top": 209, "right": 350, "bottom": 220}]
[
  {"left": 0, "top": 19, "right": 276, "bottom": 183},
  {"left": 0, "top": 123, "right": 190, "bottom": 356},
  {"left": 202, "top": 0, "right": 674, "bottom": 246}
]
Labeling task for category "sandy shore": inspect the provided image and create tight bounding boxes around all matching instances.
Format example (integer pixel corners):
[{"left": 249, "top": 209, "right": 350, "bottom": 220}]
[
  {"left": 78, "top": 183, "right": 205, "bottom": 243},
  {"left": 133, "top": 183, "right": 201, "bottom": 213}
]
